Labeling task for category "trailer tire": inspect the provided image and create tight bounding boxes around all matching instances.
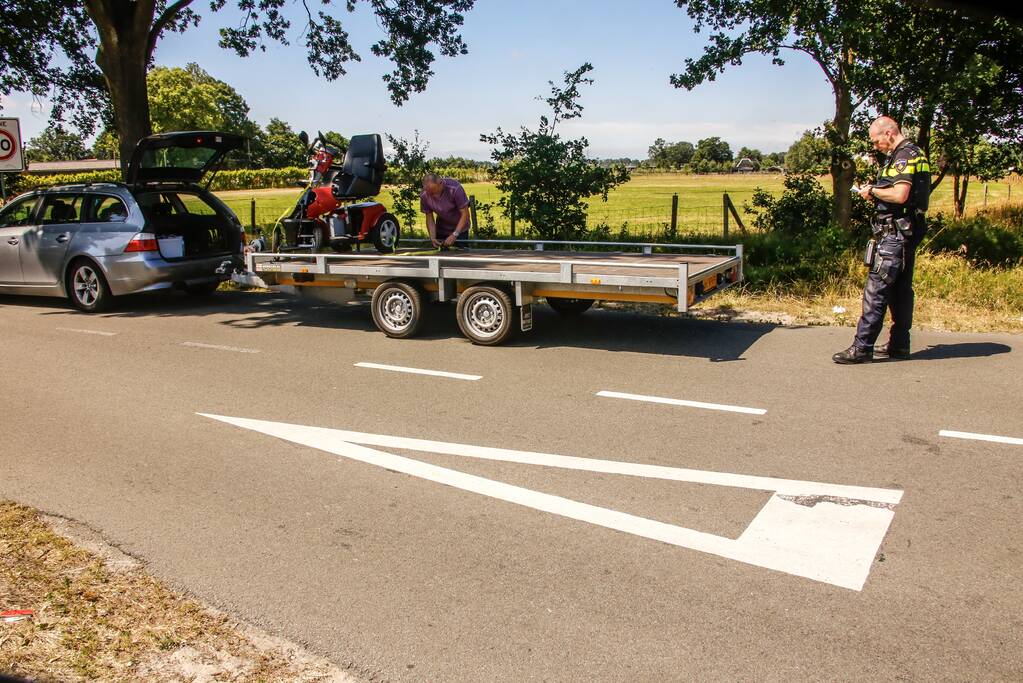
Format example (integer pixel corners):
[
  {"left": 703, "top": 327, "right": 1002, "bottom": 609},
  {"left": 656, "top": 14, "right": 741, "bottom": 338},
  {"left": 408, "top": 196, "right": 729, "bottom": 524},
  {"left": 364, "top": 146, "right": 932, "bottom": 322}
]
[
  {"left": 371, "top": 280, "right": 424, "bottom": 338},
  {"left": 546, "top": 297, "right": 594, "bottom": 316},
  {"left": 371, "top": 213, "right": 400, "bottom": 254},
  {"left": 457, "top": 285, "right": 517, "bottom": 346}
]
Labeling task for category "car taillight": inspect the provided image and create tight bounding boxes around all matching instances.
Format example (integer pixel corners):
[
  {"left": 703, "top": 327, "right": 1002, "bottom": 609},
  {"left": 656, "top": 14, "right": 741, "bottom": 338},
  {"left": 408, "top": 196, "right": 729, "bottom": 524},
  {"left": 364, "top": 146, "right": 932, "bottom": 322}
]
[{"left": 124, "top": 233, "right": 159, "bottom": 253}]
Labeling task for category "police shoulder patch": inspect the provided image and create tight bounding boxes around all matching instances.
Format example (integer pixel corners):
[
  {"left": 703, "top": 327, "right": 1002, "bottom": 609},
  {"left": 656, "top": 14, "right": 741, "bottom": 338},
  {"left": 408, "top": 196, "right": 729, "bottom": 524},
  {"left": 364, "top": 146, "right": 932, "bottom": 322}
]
[{"left": 894, "top": 158, "right": 907, "bottom": 172}]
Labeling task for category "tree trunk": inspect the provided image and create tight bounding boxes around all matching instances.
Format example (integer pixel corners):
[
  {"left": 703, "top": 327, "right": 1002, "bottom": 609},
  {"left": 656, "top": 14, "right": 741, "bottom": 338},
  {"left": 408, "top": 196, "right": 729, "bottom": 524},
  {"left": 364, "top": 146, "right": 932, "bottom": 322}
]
[
  {"left": 85, "top": 0, "right": 157, "bottom": 178},
  {"left": 952, "top": 173, "right": 971, "bottom": 217},
  {"left": 956, "top": 175, "right": 969, "bottom": 217},
  {"left": 829, "top": 72, "right": 855, "bottom": 230}
]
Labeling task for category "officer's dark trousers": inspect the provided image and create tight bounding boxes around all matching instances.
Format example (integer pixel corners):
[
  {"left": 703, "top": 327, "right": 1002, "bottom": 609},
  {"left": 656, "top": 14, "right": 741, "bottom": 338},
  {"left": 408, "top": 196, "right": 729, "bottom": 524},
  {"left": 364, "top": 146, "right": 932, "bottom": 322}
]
[{"left": 854, "top": 227, "right": 925, "bottom": 350}]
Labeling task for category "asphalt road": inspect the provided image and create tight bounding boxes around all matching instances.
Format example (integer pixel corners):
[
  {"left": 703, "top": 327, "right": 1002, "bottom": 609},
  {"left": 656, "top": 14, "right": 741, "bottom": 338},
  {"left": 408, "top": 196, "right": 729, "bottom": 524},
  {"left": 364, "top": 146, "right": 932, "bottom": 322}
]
[{"left": 1, "top": 289, "right": 1021, "bottom": 681}]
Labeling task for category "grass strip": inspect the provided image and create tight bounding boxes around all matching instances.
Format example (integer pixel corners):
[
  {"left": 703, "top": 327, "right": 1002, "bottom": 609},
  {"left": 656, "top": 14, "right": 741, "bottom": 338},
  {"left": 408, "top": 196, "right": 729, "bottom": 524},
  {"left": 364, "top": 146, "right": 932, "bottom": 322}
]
[{"left": 0, "top": 501, "right": 355, "bottom": 682}]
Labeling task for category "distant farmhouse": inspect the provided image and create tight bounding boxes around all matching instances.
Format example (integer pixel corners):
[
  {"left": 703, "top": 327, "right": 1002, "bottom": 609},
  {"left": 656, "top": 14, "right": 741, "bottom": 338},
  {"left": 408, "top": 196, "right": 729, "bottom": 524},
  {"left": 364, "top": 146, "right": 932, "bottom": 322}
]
[{"left": 733, "top": 157, "right": 757, "bottom": 173}]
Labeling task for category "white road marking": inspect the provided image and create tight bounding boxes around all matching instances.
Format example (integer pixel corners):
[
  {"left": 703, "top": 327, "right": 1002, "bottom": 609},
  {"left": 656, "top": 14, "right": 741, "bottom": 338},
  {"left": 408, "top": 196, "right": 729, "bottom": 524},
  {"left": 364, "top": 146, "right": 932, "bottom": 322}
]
[
  {"left": 200, "top": 413, "right": 902, "bottom": 591},
  {"left": 180, "top": 341, "right": 260, "bottom": 354},
  {"left": 939, "top": 430, "right": 1023, "bottom": 446},
  {"left": 56, "top": 327, "right": 117, "bottom": 337},
  {"left": 354, "top": 362, "right": 481, "bottom": 381},
  {"left": 597, "top": 390, "right": 767, "bottom": 416}
]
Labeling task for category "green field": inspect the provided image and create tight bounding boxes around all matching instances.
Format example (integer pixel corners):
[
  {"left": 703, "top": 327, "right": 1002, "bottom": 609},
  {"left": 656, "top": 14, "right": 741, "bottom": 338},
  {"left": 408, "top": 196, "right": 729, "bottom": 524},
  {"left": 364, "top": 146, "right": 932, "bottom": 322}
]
[{"left": 215, "top": 172, "right": 1022, "bottom": 239}]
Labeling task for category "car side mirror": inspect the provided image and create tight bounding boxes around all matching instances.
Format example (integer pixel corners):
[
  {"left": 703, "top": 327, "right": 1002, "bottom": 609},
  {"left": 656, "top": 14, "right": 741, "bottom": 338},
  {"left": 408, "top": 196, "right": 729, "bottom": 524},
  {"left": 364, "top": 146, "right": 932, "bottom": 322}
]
[{"left": 298, "top": 131, "right": 309, "bottom": 147}]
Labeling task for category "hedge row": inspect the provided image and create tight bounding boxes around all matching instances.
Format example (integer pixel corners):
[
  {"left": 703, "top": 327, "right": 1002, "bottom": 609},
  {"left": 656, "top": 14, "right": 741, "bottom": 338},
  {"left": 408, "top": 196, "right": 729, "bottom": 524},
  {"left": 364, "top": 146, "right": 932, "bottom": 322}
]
[
  {"left": 12, "top": 165, "right": 493, "bottom": 194},
  {"left": 13, "top": 167, "right": 309, "bottom": 193}
]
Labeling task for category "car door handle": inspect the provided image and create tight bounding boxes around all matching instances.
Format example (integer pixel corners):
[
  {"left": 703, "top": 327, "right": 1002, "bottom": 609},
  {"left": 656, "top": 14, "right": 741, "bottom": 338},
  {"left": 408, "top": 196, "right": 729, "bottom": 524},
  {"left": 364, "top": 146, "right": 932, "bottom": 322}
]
[
  {"left": 56, "top": 233, "right": 71, "bottom": 243},
  {"left": 6, "top": 238, "right": 18, "bottom": 246}
]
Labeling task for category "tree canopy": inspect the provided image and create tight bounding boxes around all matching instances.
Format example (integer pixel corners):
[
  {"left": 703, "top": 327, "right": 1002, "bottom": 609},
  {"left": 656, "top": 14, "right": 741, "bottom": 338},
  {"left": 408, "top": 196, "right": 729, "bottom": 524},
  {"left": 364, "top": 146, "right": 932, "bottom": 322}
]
[
  {"left": 147, "top": 63, "right": 259, "bottom": 138},
  {"left": 24, "top": 125, "right": 89, "bottom": 163},
  {"left": 648, "top": 139, "right": 696, "bottom": 169},
  {"left": 672, "top": 0, "right": 1023, "bottom": 223},
  {"left": 785, "top": 130, "right": 831, "bottom": 175},
  {"left": 0, "top": 0, "right": 476, "bottom": 171}
]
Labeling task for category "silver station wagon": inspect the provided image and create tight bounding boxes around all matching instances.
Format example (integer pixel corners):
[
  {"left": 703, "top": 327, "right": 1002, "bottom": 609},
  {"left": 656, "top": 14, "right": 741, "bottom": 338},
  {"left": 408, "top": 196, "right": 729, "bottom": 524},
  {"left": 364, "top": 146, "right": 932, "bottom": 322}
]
[{"left": 0, "top": 131, "right": 246, "bottom": 312}]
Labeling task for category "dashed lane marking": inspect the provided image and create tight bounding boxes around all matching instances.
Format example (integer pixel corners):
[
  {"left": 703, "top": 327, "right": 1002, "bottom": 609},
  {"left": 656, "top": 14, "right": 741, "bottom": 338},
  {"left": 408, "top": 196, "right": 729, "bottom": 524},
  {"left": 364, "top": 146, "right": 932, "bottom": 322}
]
[
  {"left": 355, "top": 362, "right": 481, "bottom": 381},
  {"left": 597, "top": 390, "right": 767, "bottom": 415},
  {"left": 180, "top": 341, "right": 260, "bottom": 354},
  {"left": 200, "top": 413, "right": 902, "bottom": 591},
  {"left": 56, "top": 327, "right": 117, "bottom": 336},
  {"left": 939, "top": 430, "right": 1023, "bottom": 446}
]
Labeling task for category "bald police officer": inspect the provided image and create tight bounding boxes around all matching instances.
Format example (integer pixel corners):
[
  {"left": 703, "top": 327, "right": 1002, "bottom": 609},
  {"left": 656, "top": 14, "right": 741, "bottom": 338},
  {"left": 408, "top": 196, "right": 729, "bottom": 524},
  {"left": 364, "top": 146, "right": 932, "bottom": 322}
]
[{"left": 833, "top": 116, "right": 931, "bottom": 364}]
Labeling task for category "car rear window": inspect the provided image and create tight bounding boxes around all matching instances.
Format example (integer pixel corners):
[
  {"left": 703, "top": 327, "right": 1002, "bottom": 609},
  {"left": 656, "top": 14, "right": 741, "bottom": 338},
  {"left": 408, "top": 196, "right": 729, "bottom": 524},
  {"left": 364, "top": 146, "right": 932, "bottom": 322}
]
[
  {"left": 136, "top": 191, "right": 222, "bottom": 219},
  {"left": 40, "top": 195, "right": 85, "bottom": 224},
  {"left": 88, "top": 195, "right": 129, "bottom": 223},
  {"left": 138, "top": 146, "right": 219, "bottom": 172}
]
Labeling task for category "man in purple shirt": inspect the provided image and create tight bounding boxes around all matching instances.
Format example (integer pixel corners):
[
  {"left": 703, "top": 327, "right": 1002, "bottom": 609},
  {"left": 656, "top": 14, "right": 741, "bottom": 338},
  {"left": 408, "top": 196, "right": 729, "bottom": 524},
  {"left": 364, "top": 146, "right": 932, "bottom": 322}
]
[{"left": 420, "top": 173, "right": 470, "bottom": 248}]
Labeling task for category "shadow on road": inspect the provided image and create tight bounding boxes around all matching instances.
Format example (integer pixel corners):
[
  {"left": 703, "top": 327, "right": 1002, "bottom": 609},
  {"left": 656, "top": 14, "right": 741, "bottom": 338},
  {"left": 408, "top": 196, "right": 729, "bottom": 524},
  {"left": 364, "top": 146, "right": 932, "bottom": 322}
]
[
  {"left": 522, "top": 307, "right": 776, "bottom": 360},
  {"left": 10, "top": 290, "right": 778, "bottom": 361},
  {"left": 912, "top": 342, "right": 1012, "bottom": 360}
]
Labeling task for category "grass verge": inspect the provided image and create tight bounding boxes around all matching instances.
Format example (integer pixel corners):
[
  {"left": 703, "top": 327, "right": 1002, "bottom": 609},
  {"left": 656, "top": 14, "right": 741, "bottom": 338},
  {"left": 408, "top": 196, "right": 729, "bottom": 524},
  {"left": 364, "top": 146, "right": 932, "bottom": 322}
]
[
  {"left": 689, "top": 252, "right": 1023, "bottom": 334},
  {"left": 0, "top": 501, "right": 355, "bottom": 682}
]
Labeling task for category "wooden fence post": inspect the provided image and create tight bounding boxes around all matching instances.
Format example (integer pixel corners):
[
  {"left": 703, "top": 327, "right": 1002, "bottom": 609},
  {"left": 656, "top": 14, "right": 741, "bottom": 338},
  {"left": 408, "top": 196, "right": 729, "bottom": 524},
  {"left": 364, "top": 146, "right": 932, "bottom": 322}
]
[
  {"left": 510, "top": 200, "right": 516, "bottom": 237},
  {"left": 670, "top": 193, "right": 678, "bottom": 236},
  {"left": 469, "top": 195, "right": 478, "bottom": 237},
  {"left": 250, "top": 198, "right": 256, "bottom": 234},
  {"left": 723, "top": 193, "right": 729, "bottom": 238},
  {"left": 723, "top": 193, "right": 748, "bottom": 237}
]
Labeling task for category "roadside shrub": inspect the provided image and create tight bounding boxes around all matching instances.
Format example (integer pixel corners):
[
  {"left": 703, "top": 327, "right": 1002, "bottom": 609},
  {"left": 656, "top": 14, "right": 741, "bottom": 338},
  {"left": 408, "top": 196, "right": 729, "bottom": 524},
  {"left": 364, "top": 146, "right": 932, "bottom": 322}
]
[
  {"left": 745, "top": 173, "right": 833, "bottom": 236},
  {"left": 482, "top": 64, "right": 631, "bottom": 241},
  {"left": 385, "top": 132, "right": 431, "bottom": 229},
  {"left": 922, "top": 212, "right": 1023, "bottom": 267}
]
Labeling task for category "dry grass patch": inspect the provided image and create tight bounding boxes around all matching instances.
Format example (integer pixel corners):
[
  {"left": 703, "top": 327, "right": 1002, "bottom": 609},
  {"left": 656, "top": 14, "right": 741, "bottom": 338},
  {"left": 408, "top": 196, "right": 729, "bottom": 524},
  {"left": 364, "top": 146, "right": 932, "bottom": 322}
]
[
  {"left": 603, "top": 252, "right": 1023, "bottom": 334},
  {"left": 0, "top": 501, "right": 356, "bottom": 683}
]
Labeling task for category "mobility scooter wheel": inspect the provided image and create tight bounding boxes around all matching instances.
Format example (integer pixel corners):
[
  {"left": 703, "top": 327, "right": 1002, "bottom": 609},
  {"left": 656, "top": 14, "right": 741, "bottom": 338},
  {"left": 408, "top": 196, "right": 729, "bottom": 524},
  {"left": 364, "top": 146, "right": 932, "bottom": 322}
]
[{"left": 370, "top": 213, "right": 400, "bottom": 254}]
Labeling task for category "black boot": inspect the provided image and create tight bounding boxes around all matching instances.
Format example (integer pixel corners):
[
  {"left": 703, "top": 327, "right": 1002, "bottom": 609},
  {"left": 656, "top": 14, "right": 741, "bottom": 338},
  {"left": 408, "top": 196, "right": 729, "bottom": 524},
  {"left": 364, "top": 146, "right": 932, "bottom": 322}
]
[
  {"left": 875, "top": 342, "right": 910, "bottom": 360},
  {"left": 832, "top": 345, "right": 873, "bottom": 364}
]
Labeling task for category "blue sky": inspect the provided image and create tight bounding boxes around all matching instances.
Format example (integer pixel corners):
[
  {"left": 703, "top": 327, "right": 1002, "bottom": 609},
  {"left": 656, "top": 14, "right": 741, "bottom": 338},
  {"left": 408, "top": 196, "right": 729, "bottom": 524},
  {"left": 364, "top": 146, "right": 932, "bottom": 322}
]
[{"left": 6, "top": 0, "right": 835, "bottom": 159}]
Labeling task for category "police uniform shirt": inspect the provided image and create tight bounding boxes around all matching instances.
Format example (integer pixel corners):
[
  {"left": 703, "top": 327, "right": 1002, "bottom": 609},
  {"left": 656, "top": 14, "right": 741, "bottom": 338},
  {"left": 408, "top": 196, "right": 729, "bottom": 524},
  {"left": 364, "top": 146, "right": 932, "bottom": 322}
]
[{"left": 875, "top": 139, "right": 931, "bottom": 215}]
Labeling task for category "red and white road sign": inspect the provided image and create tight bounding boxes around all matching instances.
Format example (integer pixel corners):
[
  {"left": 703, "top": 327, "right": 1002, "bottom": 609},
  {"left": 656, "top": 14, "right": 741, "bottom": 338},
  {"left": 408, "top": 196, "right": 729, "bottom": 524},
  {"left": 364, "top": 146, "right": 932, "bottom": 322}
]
[{"left": 0, "top": 118, "right": 25, "bottom": 171}]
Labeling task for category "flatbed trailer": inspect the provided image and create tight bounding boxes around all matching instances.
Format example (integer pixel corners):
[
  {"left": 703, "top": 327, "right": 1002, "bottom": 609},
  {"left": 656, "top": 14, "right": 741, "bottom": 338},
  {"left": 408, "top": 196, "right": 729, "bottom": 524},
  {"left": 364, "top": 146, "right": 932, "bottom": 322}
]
[{"left": 239, "top": 239, "right": 743, "bottom": 345}]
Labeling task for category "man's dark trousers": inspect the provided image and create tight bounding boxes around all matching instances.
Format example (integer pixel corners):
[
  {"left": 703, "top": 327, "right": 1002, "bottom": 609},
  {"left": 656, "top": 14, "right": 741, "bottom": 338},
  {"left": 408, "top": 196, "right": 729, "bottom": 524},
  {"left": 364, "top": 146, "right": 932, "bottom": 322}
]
[{"left": 854, "top": 220, "right": 925, "bottom": 350}]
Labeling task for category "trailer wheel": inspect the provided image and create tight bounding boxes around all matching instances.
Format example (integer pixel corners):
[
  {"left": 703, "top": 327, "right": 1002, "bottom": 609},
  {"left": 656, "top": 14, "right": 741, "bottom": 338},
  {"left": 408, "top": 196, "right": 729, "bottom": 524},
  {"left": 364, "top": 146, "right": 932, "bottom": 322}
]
[
  {"left": 547, "top": 297, "right": 594, "bottom": 316},
  {"left": 371, "top": 281, "right": 424, "bottom": 338},
  {"left": 371, "top": 213, "right": 400, "bottom": 254},
  {"left": 457, "top": 285, "right": 517, "bottom": 346}
]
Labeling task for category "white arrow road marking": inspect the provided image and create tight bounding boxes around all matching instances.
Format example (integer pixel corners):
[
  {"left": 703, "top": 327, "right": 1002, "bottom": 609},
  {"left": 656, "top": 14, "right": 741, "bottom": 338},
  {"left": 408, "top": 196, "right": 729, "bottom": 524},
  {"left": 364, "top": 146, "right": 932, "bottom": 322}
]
[
  {"left": 597, "top": 390, "right": 767, "bottom": 415},
  {"left": 355, "top": 362, "right": 481, "bottom": 381},
  {"left": 199, "top": 413, "right": 902, "bottom": 591},
  {"left": 939, "top": 430, "right": 1023, "bottom": 446}
]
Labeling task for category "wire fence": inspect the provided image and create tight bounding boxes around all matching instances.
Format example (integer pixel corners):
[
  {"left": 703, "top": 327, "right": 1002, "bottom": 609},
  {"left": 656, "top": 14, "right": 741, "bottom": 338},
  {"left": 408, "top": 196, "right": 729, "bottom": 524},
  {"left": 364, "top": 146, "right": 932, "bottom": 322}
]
[
  {"left": 220, "top": 193, "right": 749, "bottom": 241},
  {"left": 219, "top": 180, "right": 1021, "bottom": 242}
]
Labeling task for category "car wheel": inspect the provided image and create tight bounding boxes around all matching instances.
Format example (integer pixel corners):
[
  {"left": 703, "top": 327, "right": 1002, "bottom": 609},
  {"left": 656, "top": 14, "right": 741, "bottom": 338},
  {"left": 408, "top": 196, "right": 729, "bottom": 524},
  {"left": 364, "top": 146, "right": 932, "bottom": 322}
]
[
  {"left": 66, "top": 259, "right": 112, "bottom": 313},
  {"left": 371, "top": 280, "right": 424, "bottom": 338},
  {"left": 370, "top": 213, "right": 400, "bottom": 254},
  {"left": 457, "top": 285, "right": 517, "bottom": 345},
  {"left": 547, "top": 297, "right": 594, "bottom": 316}
]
